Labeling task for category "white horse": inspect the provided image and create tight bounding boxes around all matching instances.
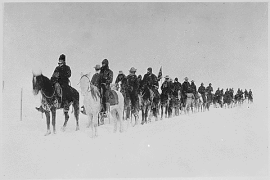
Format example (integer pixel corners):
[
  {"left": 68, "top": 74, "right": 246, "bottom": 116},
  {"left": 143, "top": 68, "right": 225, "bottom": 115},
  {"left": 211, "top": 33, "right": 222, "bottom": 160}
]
[
  {"left": 109, "top": 83, "right": 125, "bottom": 132},
  {"left": 79, "top": 73, "right": 101, "bottom": 138}
]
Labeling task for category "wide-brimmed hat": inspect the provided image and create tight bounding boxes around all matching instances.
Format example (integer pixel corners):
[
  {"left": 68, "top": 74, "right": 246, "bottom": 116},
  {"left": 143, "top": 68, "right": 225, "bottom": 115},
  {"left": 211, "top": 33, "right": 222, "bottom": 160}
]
[
  {"left": 129, "top": 67, "right": 137, "bottom": 72},
  {"left": 94, "top": 64, "right": 101, "bottom": 70},
  {"left": 164, "top": 75, "right": 169, "bottom": 79}
]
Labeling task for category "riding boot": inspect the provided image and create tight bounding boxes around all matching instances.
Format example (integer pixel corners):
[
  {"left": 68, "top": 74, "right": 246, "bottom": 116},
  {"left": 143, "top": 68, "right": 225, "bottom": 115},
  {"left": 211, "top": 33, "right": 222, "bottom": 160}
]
[{"left": 36, "top": 105, "right": 45, "bottom": 113}]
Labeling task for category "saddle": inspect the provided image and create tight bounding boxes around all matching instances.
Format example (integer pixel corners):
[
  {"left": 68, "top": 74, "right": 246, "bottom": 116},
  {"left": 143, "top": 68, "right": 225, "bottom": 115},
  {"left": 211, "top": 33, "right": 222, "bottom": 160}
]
[{"left": 108, "top": 89, "right": 119, "bottom": 106}]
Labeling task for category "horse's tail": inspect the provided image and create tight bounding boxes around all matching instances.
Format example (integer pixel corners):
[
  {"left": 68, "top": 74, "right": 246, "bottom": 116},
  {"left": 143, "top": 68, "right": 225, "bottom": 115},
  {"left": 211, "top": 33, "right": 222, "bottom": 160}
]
[{"left": 72, "top": 88, "right": 80, "bottom": 121}]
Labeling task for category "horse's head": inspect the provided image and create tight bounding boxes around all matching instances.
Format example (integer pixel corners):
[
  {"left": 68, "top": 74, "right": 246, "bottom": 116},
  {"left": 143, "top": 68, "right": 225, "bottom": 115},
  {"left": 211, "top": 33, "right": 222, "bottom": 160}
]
[
  {"left": 79, "top": 72, "right": 91, "bottom": 96},
  {"left": 32, "top": 69, "right": 43, "bottom": 96}
]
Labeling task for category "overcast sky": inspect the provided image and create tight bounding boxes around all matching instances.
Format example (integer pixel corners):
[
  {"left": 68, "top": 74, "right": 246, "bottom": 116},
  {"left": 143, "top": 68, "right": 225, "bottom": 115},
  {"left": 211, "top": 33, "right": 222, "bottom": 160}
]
[{"left": 2, "top": 2, "right": 268, "bottom": 101}]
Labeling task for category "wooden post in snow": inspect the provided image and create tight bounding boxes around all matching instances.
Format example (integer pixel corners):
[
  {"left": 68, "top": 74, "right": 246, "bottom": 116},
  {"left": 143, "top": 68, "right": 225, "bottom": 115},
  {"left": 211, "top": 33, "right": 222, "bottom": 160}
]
[{"left": 20, "top": 88, "right": 23, "bottom": 121}]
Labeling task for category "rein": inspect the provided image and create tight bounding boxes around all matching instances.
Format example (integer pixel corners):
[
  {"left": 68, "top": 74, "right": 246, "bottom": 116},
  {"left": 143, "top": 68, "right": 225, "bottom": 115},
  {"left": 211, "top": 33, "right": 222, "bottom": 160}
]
[
  {"left": 41, "top": 89, "right": 56, "bottom": 99},
  {"left": 79, "top": 74, "right": 92, "bottom": 92}
]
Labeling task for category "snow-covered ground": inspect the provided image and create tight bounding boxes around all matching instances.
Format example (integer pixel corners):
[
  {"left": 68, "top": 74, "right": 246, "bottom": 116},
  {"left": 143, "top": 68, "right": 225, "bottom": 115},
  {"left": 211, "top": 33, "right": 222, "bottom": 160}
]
[{"left": 1, "top": 88, "right": 268, "bottom": 179}]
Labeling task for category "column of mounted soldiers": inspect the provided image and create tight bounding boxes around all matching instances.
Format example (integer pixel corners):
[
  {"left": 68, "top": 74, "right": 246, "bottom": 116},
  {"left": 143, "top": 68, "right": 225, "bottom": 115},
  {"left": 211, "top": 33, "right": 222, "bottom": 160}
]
[{"left": 36, "top": 54, "right": 254, "bottom": 124}]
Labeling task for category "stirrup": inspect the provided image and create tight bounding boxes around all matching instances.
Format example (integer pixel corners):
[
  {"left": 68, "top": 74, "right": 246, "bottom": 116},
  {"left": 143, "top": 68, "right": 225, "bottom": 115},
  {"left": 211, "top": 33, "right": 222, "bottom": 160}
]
[{"left": 36, "top": 106, "right": 45, "bottom": 113}]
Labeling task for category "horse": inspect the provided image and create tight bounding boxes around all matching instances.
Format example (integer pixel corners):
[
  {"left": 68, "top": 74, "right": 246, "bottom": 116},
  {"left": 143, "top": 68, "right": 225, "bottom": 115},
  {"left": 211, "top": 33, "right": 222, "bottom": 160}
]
[
  {"left": 140, "top": 85, "right": 160, "bottom": 124},
  {"left": 185, "top": 92, "right": 195, "bottom": 114},
  {"left": 248, "top": 94, "right": 253, "bottom": 104},
  {"left": 105, "top": 83, "right": 125, "bottom": 133},
  {"left": 171, "top": 89, "right": 182, "bottom": 116},
  {"left": 160, "top": 92, "right": 171, "bottom": 119},
  {"left": 205, "top": 92, "right": 212, "bottom": 111},
  {"left": 193, "top": 92, "right": 201, "bottom": 113},
  {"left": 79, "top": 73, "right": 124, "bottom": 136},
  {"left": 32, "top": 71, "right": 80, "bottom": 136},
  {"left": 79, "top": 73, "right": 101, "bottom": 137},
  {"left": 195, "top": 93, "right": 204, "bottom": 112}
]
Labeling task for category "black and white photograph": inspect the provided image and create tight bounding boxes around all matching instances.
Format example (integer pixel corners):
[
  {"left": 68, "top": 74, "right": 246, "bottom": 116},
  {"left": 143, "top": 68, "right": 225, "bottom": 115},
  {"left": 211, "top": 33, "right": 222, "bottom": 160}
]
[{"left": 1, "top": 1, "right": 269, "bottom": 179}]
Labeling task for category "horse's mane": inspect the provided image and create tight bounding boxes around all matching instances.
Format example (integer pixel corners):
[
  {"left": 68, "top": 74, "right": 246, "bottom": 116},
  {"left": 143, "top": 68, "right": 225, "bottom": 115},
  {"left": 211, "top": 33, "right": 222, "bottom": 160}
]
[{"left": 90, "top": 84, "right": 100, "bottom": 102}]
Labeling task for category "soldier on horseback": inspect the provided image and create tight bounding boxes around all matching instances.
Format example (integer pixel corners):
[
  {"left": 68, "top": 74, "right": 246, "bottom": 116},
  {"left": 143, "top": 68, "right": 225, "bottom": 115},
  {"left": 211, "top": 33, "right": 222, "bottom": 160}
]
[
  {"left": 115, "top": 71, "right": 127, "bottom": 93},
  {"left": 99, "top": 59, "right": 113, "bottom": 116},
  {"left": 91, "top": 65, "right": 101, "bottom": 89},
  {"left": 205, "top": 83, "right": 213, "bottom": 104},
  {"left": 181, "top": 77, "right": 190, "bottom": 106},
  {"left": 142, "top": 67, "right": 159, "bottom": 101},
  {"left": 126, "top": 67, "right": 140, "bottom": 123},
  {"left": 206, "top": 83, "right": 213, "bottom": 94},
  {"left": 50, "top": 54, "right": 72, "bottom": 111},
  {"left": 160, "top": 75, "right": 174, "bottom": 118},
  {"left": 198, "top": 83, "right": 206, "bottom": 103},
  {"left": 173, "top": 78, "right": 181, "bottom": 95},
  {"left": 244, "top": 89, "right": 248, "bottom": 99},
  {"left": 36, "top": 54, "right": 72, "bottom": 112},
  {"left": 248, "top": 89, "right": 253, "bottom": 103},
  {"left": 190, "top": 80, "right": 197, "bottom": 96}
]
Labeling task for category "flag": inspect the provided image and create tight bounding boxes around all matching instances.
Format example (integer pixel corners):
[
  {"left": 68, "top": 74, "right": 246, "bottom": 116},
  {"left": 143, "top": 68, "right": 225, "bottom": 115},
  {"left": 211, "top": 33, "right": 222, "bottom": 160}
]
[{"left": 157, "top": 66, "right": 162, "bottom": 81}]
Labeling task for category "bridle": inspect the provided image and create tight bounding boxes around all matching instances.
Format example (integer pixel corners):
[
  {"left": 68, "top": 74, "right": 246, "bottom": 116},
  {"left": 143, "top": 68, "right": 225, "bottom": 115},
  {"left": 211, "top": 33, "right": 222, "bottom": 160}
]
[{"left": 79, "top": 74, "right": 92, "bottom": 92}]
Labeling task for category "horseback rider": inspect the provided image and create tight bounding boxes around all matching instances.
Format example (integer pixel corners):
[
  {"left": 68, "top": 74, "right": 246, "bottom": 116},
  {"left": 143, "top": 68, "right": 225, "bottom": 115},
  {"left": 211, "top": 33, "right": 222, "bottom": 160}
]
[
  {"left": 206, "top": 83, "right": 213, "bottom": 102},
  {"left": 142, "top": 67, "right": 159, "bottom": 100},
  {"left": 206, "top": 83, "right": 213, "bottom": 94},
  {"left": 161, "top": 75, "right": 173, "bottom": 96},
  {"left": 91, "top": 65, "right": 101, "bottom": 89},
  {"left": 190, "top": 80, "right": 197, "bottom": 96},
  {"left": 182, "top": 77, "right": 190, "bottom": 106},
  {"left": 248, "top": 89, "right": 253, "bottom": 100},
  {"left": 137, "top": 74, "right": 143, "bottom": 93},
  {"left": 115, "top": 70, "right": 127, "bottom": 93},
  {"left": 99, "top": 59, "right": 113, "bottom": 116},
  {"left": 244, "top": 89, "right": 248, "bottom": 99},
  {"left": 36, "top": 54, "right": 71, "bottom": 113},
  {"left": 126, "top": 67, "right": 140, "bottom": 122},
  {"left": 173, "top": 77, "right": 181, "bottom": 98},
  {"left": 198, "top": 83, "right": 206, "bottom": 103},
  {"left": 214, "top": 87, "right": 221, "bottom": 104}
]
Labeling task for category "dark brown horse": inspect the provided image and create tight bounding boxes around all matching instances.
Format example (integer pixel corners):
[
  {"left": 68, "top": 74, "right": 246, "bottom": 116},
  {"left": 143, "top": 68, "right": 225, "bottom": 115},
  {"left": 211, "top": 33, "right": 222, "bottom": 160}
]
[{"left": 32, "top": 72, "right": 80, "bottom": 136}]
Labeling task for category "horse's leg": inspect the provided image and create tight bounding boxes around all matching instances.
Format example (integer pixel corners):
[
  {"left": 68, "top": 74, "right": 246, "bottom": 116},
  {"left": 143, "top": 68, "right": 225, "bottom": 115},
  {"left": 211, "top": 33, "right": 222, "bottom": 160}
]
[
  {"left": 73, "top": 100, "right": 80, "bottom": 131},
  {"left": 119, "top": 109, "right": 123, "bottom": 132},
  {"left": 141, "top": 105, "right": 145, "bottom": 125},
  {"left": 51, "top": 108, "right": 56, "bottom": 134},
  {"left": 61, "top": 111, "right": 69, "bottom": 132},
  {"left": 113, "top": 110, "right": 118, "bottom": 133},
  {"left": 94, "top": 113, "right": 98, "bottom": 137},
  {"left": 160, "top": 104, "right": 163, "bottom": 120},
  {"left": 89, "top": 114, "right": 94, "bottom": 138},
  {"left": 44, "top": 111, "right": 51, "bottom": 136},
  {"left": 87, "top": 114, "right": 93, "bottom": 128}
]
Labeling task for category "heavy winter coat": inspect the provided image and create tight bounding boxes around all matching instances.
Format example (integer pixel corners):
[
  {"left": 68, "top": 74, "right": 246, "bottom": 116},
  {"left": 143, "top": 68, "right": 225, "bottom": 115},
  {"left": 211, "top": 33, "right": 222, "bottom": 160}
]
[
  {"left": 182, "top": 81, "right": 190, "bottom": 94},
  {"left": 51, "top": 64, "right": 71, "bottom": 86},
  {"left": 91, "top": 73, "right": 101, "bottom": 89},
  {"left": 142, "top": 73, "right": 159, "bottom": 89},
  {"left": 198, "top": 85, "right": 206, "bottom": 95},
  {"left": 99, "top": 65, "right": 113, "bottom": 89}
]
